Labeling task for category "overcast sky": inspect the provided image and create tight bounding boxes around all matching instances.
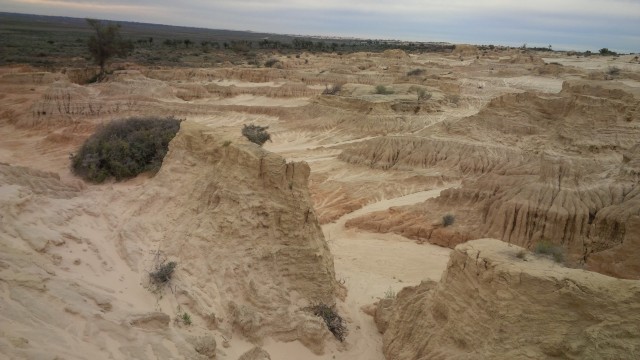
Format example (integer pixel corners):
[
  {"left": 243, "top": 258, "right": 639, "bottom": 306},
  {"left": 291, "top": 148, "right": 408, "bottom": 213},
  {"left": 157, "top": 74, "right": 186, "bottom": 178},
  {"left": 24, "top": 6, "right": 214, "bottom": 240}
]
[{"left": 2, "top": 0, "right": 638, "bottom": 52}]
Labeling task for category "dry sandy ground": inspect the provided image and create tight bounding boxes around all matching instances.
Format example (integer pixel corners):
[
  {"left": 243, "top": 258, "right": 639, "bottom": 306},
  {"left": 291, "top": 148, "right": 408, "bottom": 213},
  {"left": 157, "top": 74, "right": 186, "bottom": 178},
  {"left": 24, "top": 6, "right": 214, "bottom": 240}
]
[{"left": 1, "top": 49, "right": 638, "bottom": 359}]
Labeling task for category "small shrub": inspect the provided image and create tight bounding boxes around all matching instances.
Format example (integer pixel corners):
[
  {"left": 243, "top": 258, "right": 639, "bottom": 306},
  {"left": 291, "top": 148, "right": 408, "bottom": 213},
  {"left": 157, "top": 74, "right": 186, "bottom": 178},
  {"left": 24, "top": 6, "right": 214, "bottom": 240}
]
[
  {"left": 71, "top": 116, "right": 181, "bottom": 183},
  {"left": 410, "top": 86, "right": 432, "bottom": 102},
  {"left": 375, "top": 84, "right": 394, "bottom": 95},
  {"left": 181, "top": 312, "right": 192, "bottom": 326},
  {"left": 516, "top": 250, "right": 527, "bottom": 259},
  {"left": 384, "top": 287, "right": 396, "bottom": 299},
  {"left": 86, "top": 73, "right": 101, "bottom": 84},
  {"left": 264, "top": 58, "right": 279, "bottom": 67},
  {"left": 149, "top": 261, "right": 177, "bottom": 285},
  {"left": 322, "top": 83, "right": 343, "bottom": 95},
  {"left": 442, "top": 214, "right": 455, "bottom": 227},
  {"left": 175, "top": 306, "right": 193, "bottom": 326},
  {"left": 607, "top": 66, "right": 621, "bottom": 76},
  {"left": 242, "top": 124, "right": 271, "bottom": 146},
  {"left": 446, "top": 94, "right": 461, "bottom": 105},
  {"left": 222, "top": 140, "right": 232, "bottom": 147},
  {"left": 407, "top": 68, "right": 425, "bottom": 76},
  {"left": 534, "top": 241, "right": 564, "bottom": 263},
  {"left": 599, "top": 48, "right": 618, "bottom": 56},
  {"left": 306, "top": 303, "right": 347, "bottom": 342}
]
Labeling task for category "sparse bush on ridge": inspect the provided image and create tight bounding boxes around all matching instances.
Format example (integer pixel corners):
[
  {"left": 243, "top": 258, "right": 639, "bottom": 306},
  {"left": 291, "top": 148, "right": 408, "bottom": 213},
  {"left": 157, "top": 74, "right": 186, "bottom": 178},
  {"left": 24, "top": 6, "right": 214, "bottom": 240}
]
[
  {"left": 384, "top": 287, "right": 396, "bottom": 299},
  {"left": 150, "top": 261, "right": 177, "bottom": 285},
  {"left": 446, "top": 94, "right": 461, "bottom": 105},
  {"left": 407, "top": 68, "right": 425, "bottom": 76},
  {"left": 322, "top": 83, "right": 343, "bottom": 95},
  {"left": 607, "top": 66, "right": 621, "bottom": 76},
  {"left": 375, "top": 84, "right": 394, "bottom": 95},
  {"left": 71, "top": 116, "right": 181, "bottom": 183},
  {"left": 306, "top": 303, "right": 347, "bottom": 342},
  {"left": 181, "top": 312, "right": 192, "bottom": 326},
  {"left": 264, "top": 58, "right": 280, "bottom": 68},
  {"left": 86, "top": 18, "right": 133, "bottom": 78},
  {"left": 442, "top": 214, "right": 455, "bottom": 227},
  {"left": 534, "top": 241, "right": 565, "bottom": 263},
  {"left": 242, "top": 124, "right": 271, "bottom": 146},
  {"left": 175, "top": 305, "right": 192, "bottom": 326},
  {"left": 599, "top": 48, "right": 618, "bottom": 56},
  {"left": 409, "top": 85, "right": 432, "bottom": 101}
]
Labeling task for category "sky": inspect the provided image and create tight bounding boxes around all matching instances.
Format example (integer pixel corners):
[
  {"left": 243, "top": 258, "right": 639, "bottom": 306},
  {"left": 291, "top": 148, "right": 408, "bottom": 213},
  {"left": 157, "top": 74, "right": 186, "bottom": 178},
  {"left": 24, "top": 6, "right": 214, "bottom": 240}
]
[{"left": 1, "top": 0, "right": 638, "bottom": 53}]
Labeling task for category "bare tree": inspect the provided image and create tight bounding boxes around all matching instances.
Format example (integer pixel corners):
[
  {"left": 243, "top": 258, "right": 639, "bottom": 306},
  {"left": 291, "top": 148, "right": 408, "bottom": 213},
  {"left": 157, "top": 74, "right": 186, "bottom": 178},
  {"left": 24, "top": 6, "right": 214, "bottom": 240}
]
[{"left": 86, "top": 19, "right": 133, "bottom": 78}]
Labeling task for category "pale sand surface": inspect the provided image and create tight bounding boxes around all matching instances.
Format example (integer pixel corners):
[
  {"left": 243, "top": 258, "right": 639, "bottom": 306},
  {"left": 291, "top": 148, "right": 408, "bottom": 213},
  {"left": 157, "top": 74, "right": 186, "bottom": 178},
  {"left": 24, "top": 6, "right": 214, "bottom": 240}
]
[
  {"left": 2, "top": 49, "right": 638, "bottom": 359},
  {"left": 208, "top": 94, "right": 310, "bottom": 106},
  {"left": 253, "top": 187, "right": 454, "bottom": 360}
]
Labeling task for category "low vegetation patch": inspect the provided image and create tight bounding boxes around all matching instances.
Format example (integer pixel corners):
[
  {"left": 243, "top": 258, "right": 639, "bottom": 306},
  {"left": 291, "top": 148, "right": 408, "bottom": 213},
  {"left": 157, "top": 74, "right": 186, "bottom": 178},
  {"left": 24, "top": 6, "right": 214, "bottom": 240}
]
[
  {"left": 264, "top": 58, "right": 280, "bottom": 68},
  {"left": 175, "top": 306, "right": 192, "bottom": 326},
  {"left": 322, "top": 83, "right": 343, "bottom": 95},
  {"left": 607, "top": 66, "right": 621, "bottom": 76},
  {"left": 407, "top": 68, "right": 425, "bottom": 76},
  {"left": 442, "top": 214, "right": 455, "bottom": 227},
  {"left": 306, "top": 303, "right": 347, "bottom": 342},
  {"left": 599, "top": 48, "right": 618, "bottom": 56},
  {"left": 534, "top": 241, "right": 565, "bottom": 263},
  {"left": 410, "top": 86, "right": 432, "bottom": 101},
  {"left": 242, "top": 124, "right": 271, "bottom": 146},
  {"left": 71, "top": 116, "right": 181, "bottom": 183},
  {"left": 181, "top": 312, "right": 192, "bottom": 326},
  {"left": 375, "top": 84, "right": 394, "bottom": 95},
  {"left": 384, "top": 287, "right": 396, "bottom": 299},
  {"left": 150, "top": 261, "right": 177, "bottom": 286}
]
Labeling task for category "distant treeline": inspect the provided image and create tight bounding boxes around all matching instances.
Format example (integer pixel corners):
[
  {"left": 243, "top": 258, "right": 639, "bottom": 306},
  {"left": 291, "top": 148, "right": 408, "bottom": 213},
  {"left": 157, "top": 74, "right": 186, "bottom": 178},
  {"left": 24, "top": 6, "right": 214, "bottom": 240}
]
[{"left": 135, "top": 36, "right": 455, "bottom": 54}]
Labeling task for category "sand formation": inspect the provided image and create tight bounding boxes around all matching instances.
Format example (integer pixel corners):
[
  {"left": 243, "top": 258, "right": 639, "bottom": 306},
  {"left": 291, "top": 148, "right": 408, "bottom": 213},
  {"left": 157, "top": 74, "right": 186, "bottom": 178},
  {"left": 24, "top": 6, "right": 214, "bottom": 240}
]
[
  {"left": 0, "top": 122, "right": 341, "bottom": 358},
  {"left": 343, "top": 80, "right": 640, "bottom": 279},
  {"left": 1, "top": 48, "right": 640, "bottom": 359},
  {"left": 378, "top": 239, "right": 640, "bottom": 359}
]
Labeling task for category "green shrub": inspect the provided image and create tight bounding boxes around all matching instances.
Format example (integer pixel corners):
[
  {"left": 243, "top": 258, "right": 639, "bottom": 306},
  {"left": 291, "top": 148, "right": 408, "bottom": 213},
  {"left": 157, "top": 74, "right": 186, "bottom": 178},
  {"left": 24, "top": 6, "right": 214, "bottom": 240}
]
[
  {"left": 534, "top": 241, "right": 565, "bottom": 263},
  {"left": 181, "top": 312, "right": 192, "bottom": 326},
  {"left": 446, "top": 94, "right": 461, "bottom": 105},
  {"left": 442, "top": 214, "right": 455, "bottom": 227},
  {"left": 71, "top": 116, "right": 181, "bottom": 183},
  {"left": 242, "top": 124, "right": 271, "bottom": 146},
  {"left": 384, "top": 287, "right": 396, "bottom": 299},
  {"left": 375, "top": 84, "right": 394, "bottom": 95},
  {"left": 407, "top": 68, "right": 425, "bottom": 76},
  {"left": 306, "top": 303, "right": 347, "bottom": 342},
  {"left": 149, "top": 261, "right": 177, "bottom": 285},
  {"left": 410, "top": 86, "right": 432, "bottom": 101},
  {"left": 322, "top": 83, "right": 343, "bottom": 95},
  {"left": 264, "top": 58, "right": 280, "bottom": 67},
  {"left": 599, "top": 48, "right": 618, "bottom": 56}
]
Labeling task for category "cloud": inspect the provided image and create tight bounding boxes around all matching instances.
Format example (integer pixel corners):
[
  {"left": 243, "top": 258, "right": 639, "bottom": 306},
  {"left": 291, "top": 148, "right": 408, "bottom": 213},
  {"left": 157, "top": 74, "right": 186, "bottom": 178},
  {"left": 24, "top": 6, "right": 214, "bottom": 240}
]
[{"left": 1, "top": 0, "right": 638, "bottom": 52}]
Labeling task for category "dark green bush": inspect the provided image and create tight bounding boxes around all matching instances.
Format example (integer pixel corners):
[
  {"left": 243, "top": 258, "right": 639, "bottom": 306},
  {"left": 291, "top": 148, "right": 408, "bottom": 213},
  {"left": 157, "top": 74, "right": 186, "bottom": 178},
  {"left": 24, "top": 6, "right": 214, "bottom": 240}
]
[
  {"left": 306, "top": 303, "right": 347, "bottom": 342},
  {"left": 443, "top": 214, "right": 455, "bottom": 227},
  {"left": 375, "top": 84, "right": 394, "bottom": 95},
  {"left": 242, "top": 124, "right": 271, "bottom": 146},
  {"left": 71, "top": 116, "right": 181, "bottom": 183},
  {"left": 599, "top": 48, "right": 618, "bottom": 56}
]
